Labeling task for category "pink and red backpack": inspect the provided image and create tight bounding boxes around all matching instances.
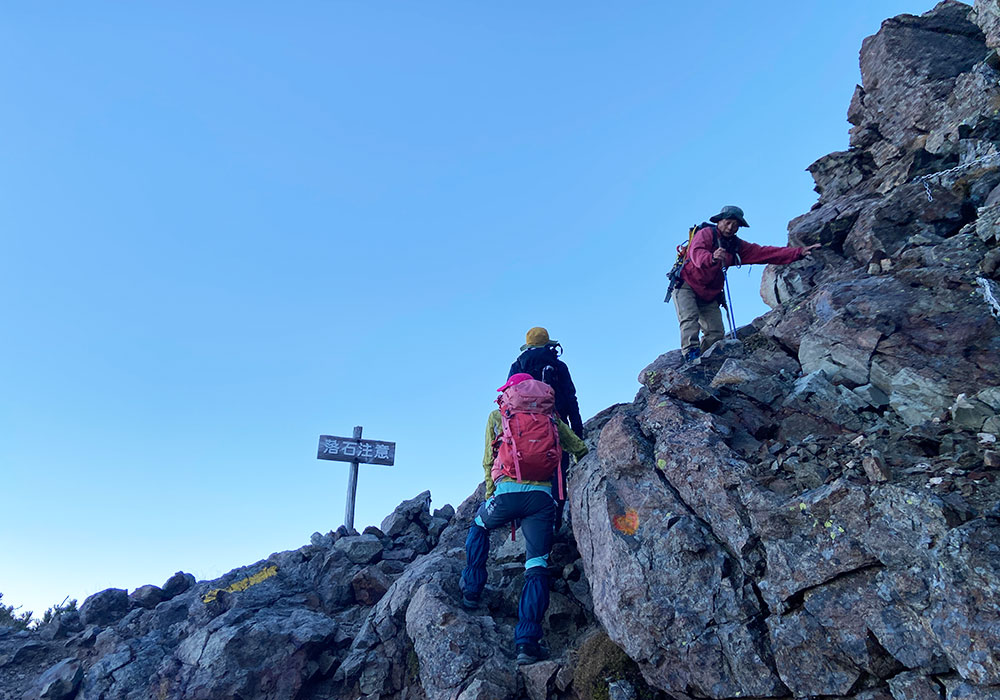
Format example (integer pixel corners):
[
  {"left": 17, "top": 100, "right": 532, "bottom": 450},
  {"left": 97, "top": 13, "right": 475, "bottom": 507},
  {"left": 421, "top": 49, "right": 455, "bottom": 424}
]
[{"left": 494, "top": 378, "right": 564, "bottom": 497}]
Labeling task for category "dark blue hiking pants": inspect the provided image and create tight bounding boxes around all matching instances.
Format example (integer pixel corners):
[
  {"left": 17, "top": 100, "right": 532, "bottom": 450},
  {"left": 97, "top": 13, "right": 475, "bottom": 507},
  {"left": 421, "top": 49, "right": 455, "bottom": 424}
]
[{"left": 460, "top": 489, "right": 555, "bottom": 645}]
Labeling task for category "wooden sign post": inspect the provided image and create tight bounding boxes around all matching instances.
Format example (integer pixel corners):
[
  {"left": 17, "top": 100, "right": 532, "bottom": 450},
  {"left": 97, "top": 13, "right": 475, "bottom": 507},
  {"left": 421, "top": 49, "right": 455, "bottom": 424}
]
[{"left": 317, "top": 426, "right": 396, "bottom": 531}]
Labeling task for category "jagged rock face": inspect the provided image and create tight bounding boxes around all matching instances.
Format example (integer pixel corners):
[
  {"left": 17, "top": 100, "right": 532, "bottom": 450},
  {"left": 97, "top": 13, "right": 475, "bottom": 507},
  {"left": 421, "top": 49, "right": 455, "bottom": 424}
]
[
  {"left": 975, "top": 0, "right": 1000, "bottom": 49},
  {"left": 813, "top": 1, "right": 999, "bottom": 203},
  {"left": 0, "top": 490, "right": 614, "bottom": 700},
  {"left": 320, "top": 490, "right": 608, "bottom": 700},
  {"left": 572, "top": 2, "right": 1000, "bottom": 698},
  {"left": 576, "top": 337, "right": 1000, "bottom": 698},
  {"left": 0, "top": 493, "right": 483, "bottom": 700},
  {"left": 853, "top": 1, "right": 984, "bottom": 155},
  {"left": 4, "top": 3, "right": 1000, "bottom": 700}
]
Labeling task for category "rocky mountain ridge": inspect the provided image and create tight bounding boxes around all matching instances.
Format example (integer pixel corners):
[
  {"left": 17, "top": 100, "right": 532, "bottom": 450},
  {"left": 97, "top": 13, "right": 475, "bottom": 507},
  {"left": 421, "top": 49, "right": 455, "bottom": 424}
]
[{"left": 4, "top": 1, "right": 1000, "bottom": 699}]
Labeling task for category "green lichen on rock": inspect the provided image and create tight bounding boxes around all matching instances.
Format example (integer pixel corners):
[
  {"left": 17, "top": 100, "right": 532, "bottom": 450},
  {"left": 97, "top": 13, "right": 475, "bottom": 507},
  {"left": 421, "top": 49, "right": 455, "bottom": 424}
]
[{"left": 572, "top": 629, "right": 663, "bottom": 700}]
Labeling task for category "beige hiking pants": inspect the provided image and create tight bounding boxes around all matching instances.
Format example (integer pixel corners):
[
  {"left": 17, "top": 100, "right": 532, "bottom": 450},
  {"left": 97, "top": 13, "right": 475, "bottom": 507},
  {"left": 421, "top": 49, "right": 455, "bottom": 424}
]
[{"left": 674, "top": 283, "right": 725, "bottom": 354}]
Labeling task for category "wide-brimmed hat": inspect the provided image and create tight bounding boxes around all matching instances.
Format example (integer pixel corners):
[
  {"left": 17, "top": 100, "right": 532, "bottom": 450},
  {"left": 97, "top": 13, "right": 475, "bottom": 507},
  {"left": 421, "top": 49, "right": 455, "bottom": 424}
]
[
  {"left": 520, "top": 326, "right": 557, "bottom": 351},
  {"left": 709, "top": 205, "right": 750, "bottom": 228}
]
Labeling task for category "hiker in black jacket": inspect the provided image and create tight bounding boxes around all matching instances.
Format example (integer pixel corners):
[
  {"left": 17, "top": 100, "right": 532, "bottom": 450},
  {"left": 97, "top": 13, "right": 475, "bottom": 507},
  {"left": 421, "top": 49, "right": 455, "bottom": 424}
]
[
  {"left": 508, "top": 327, "right": 583, "bottom": 528},
  {"left": 508, "top": 327, "right": 583, "bottom": 439}
]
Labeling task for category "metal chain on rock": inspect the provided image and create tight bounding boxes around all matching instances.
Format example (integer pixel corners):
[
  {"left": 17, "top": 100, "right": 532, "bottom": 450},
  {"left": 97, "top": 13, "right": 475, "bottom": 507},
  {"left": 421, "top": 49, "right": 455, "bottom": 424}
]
[{"left": 913, "top": 151, "right": 1000, "bottom": 201}]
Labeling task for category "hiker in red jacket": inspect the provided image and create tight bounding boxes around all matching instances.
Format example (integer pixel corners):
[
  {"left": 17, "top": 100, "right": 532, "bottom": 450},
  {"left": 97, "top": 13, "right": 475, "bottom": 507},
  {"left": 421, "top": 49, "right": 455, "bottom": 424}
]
[{"left": 675, "top": 205, "right": 820, "bottom": 361}]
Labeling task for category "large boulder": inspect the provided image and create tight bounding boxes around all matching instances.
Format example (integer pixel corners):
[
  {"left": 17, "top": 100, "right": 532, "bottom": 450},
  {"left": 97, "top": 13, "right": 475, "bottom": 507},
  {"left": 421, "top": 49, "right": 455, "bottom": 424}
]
[{"left": 79, "top": 588, "right": 129, "bottom": 628}]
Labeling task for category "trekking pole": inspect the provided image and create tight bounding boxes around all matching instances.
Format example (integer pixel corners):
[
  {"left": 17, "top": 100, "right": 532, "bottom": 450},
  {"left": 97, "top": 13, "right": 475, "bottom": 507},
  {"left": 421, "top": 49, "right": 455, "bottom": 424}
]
[{"left": 723, "top": 270, "right": 738, "bottom": 339}]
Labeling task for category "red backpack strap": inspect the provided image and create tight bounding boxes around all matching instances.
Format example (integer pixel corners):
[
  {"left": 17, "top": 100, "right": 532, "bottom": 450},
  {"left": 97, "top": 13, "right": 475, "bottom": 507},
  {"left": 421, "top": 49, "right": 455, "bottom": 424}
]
[{"left": 498, "top": 408, "right": 523, "bottom": 482}]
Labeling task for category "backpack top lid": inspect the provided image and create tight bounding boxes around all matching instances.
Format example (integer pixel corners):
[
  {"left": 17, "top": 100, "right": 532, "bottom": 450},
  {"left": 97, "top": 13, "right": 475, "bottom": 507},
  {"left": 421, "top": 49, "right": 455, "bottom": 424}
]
[
  {"left": 497, "top": 372, "right": 534, "bottom": 393},
  {"left": 498, "top": 377, "right": 556, "bottom": 414}
]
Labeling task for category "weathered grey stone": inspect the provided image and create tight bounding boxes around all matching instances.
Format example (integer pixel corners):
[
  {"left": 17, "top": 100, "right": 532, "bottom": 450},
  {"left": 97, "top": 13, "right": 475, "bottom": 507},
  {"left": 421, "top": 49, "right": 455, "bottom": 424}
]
[
  {"left": 571, "top": 411, "right": 784, "bottom": 699},
  {"left": 975, "top": 0, "right": 1000, "bottom": 50},
  {"left": 128, "top": 584, "right": 165, "bottom": 610},
  {"left": 889, "top": 671, "right": 944, "bottom": 700},
  {"left": 783, "top": 370, "right": 868, "bottom": 431},
  {"left": 161, "top": 571, "right": 195, "bottom": 599},
  {"left": 432, "top": 504, "right": 455, "bottom": 521},
  {"left": 862, "top": 450, "right": 892, "bottom": 482},
  {"left": 799, "top": 321, "right": 881, "bottom": 388},
  {"left": 943, "top": 678, "right": 1000, "bottom": 700},
  {"left": 977, "top": 387, "right": 1000, "bottom": 411},
  {"left": 520, "top": 660, "right": 558, "bottom": 700},
  {"left": 79, "top": 589, "right": 129, "bottom": 628},
  {"left": 768, "top": 607, "right": 861, "bottom": 696},
  {"left": 334, "top": 534, "right": 384, "bottom": 565},
  {"left": 854, "top": 2, "right": 986, "bottom": 153},
  {"left": 37, "top": 611, "right": 83, "bottom": 642},
  {"left": 380, "top": 491, "right": 432, "bottom": 538},
  {"left": 952, "top": 393, "right": 995, "bottom": 430},
  {"left": 382, "top": 547, "right": 417, "bottom": 562},
  {"left": 928, "top": 519, "right": 1000, "bottom": 685},
  {"left": 637, "top": 350, "right": 685, "bottom": 391},
  {"left": 31, "top": 657, "right": 82, "bottom": 700},
  {"left": 310, "top": 531, "right": 334, "bottom": 547},
  {"left": 426, "top": 516, "right": 449, "bottom": 541},
  {"left": 710, "top": 358, "right": 785, "bottom": 405},
  {"left": 456, "top": 679, "right": 514, "bottom": 700},
  {"left": 752, "top": 479, "right": 880, "bottom": 610},
  {"left": 351, "top": 565, "right": 393, "bottom": 606},
  {"left": 854, "top": 383, "right": 891, "bottom": 407},
  {"left": 890, "top": 367, "right": 954, "bottom": 426},
  {"left": 405, "top": 578, "right": 519, "bottom": 700}
]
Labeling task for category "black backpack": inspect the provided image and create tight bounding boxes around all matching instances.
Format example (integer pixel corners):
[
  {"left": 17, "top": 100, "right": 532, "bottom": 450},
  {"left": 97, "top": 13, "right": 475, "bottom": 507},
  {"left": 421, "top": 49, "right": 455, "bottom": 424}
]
[{"left": 514, "top": 345, "right": 562, "bottom": 389}]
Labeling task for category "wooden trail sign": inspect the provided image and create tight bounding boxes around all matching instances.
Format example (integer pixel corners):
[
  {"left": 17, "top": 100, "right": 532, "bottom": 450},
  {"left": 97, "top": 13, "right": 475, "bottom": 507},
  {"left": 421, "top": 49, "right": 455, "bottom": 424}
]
[
  {"left": 317, "top": 426, "right": 395, "bottom": 530},
  {"left": 317, "top": 435, "right": 395, "bottom": 466}
]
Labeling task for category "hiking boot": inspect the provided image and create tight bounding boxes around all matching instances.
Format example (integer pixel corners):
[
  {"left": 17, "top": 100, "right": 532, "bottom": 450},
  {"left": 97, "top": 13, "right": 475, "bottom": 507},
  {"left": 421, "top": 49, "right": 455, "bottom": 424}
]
[
  {"left": 461, "top": 592, "right": 480, "bottom": 610},
  {"left": 683, "top": 348, "right": 701, "bottom": 362},
  {"left": 515, "top": 641, "right": 550, "bottom": 665}
]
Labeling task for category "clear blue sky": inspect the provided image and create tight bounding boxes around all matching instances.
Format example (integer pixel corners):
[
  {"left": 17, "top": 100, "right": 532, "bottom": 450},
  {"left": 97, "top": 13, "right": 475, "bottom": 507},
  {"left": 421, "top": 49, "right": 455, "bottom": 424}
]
[{"left": 2, "top": 2, "right": 935, "bottom": 617}]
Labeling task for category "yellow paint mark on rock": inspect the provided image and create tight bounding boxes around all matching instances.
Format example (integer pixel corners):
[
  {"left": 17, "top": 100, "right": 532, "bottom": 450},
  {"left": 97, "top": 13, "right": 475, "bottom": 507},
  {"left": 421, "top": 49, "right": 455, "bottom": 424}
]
[
  {"left": 202, "top": 565, "right": 278, "bottom": 603},
  {"left": 657, "top": 459, "right": 667, "bottom": 469},
  {"left": 613, "top": 509, "right": 640, "bottom": 536},
  {"left": 799, "top": 503, "right": 807, "bottom": 511}
]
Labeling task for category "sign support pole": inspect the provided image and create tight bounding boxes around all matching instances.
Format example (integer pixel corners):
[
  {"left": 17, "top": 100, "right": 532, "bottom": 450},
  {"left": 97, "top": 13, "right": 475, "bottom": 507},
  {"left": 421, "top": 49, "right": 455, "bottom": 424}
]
[
  {"left": 317, "top": 427, "right": 394, "bottom": 531},
  {"left": 344, "top": 425, "right": 362, "bottom": 531}
]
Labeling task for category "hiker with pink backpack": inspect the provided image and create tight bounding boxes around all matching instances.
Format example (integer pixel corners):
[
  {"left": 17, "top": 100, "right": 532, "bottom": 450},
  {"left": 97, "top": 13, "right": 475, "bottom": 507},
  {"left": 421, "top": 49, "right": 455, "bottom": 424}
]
[
  {"left": 508, "top": 326, "right": 584, "bottom": 527},
  {"left": 459, "top": 372, "right": 588, "bottom": 665}
]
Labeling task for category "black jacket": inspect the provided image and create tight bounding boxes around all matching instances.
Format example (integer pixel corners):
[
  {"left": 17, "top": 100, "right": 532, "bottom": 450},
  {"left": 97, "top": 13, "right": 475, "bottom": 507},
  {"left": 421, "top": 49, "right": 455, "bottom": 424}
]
[{"left": 508, "top": 346, "right": 584, "bottom": 438}]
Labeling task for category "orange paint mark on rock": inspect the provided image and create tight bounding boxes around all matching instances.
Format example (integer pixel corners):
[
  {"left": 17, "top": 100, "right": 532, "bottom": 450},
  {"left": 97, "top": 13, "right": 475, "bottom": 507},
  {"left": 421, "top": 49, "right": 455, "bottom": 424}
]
[{"left": 613, "top": 509, "right": 639, "bottom": 535}]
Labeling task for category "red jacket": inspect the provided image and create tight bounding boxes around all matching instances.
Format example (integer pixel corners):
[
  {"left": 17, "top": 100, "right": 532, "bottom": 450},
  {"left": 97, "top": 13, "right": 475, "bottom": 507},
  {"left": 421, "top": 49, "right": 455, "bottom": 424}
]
[{"left": 679, "top": 226, "right": 804, "bottom": 302}]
